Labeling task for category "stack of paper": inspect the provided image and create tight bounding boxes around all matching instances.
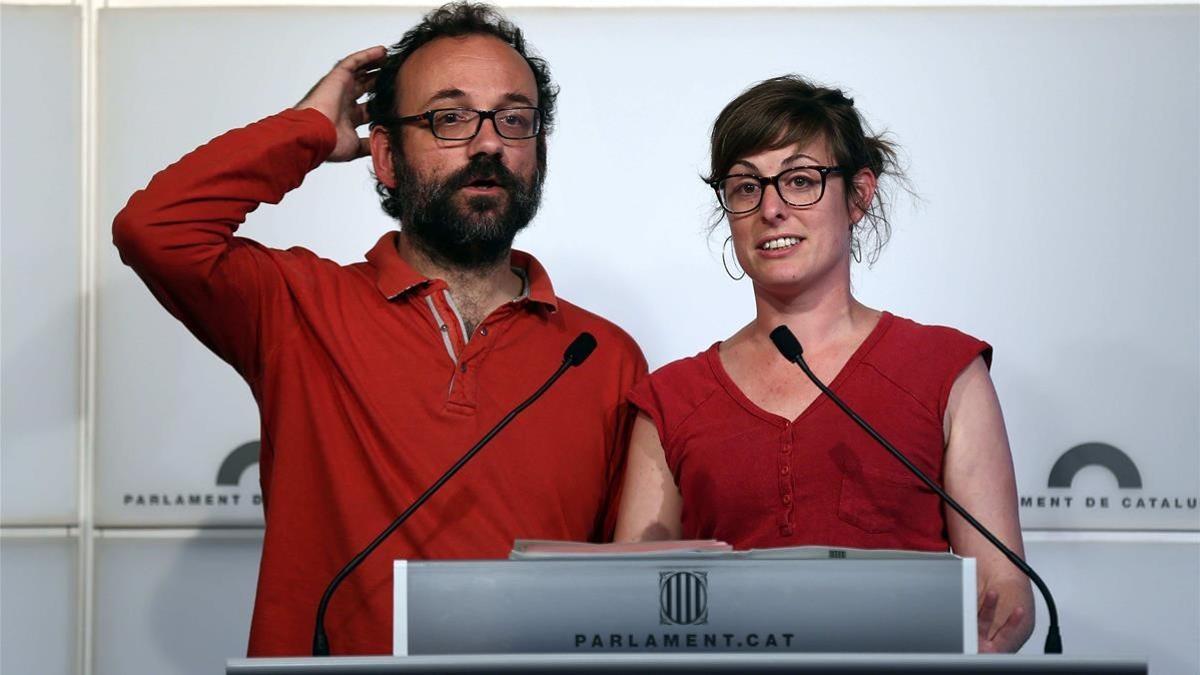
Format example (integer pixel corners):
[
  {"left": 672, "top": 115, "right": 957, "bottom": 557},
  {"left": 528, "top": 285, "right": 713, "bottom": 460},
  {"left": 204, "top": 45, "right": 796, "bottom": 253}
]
[
  {"left": 509, "top": 539, "right": 733, "bottom": 559},
  {"left": 509, "top": 540, "right": 960, "bottom": 561}
]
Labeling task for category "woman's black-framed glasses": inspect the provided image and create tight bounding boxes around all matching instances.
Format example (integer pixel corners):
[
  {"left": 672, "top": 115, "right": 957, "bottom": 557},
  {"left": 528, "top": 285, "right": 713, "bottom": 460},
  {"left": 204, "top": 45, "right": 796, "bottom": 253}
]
[
  {"left": 710, "top": 166, "right": 846, "bottom": 214},
  {"left": 387, "top": 107, "right": 543, "bottom": 140}
]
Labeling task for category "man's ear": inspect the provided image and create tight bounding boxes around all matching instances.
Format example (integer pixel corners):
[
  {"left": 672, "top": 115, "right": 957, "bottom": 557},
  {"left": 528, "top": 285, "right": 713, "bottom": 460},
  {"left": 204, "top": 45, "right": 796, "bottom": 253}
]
[
  {"left": 849, "top": 168, "right": 878, "bottom": 223},
  {"left": 370, "top": 126, "right": 397, "bottom": 188}
]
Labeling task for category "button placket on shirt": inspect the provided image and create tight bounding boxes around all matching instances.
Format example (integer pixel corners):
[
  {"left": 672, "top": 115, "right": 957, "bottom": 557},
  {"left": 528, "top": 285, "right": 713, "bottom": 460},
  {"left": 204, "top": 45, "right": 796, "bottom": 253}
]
[
  {"left": 447, "top": 307, "right": 513, "bottom": 409},
  {"left": 460, "top": 325, "right": 490, "bottom": 373},
  {"left": 420, "top": 286, "right": 476, "bottom": 409},
  {"left": 778, "top": 423, "right": 795, "bottom": 536},
  {"left": 449, "top": 338, "right": 479, "bottom": 408}
]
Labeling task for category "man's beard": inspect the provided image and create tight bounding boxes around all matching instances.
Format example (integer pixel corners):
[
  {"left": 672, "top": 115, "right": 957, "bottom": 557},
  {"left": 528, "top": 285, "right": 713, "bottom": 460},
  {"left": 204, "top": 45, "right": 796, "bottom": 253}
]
[{"left": 392, "top": 152, "right": 542, "bottom": 270}]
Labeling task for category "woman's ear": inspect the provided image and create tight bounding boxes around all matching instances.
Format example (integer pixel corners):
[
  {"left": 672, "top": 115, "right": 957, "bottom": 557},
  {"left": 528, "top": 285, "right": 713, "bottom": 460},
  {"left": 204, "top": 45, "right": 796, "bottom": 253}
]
[{"left": 849, "top": 168, "right": 878, "bottom": 223}]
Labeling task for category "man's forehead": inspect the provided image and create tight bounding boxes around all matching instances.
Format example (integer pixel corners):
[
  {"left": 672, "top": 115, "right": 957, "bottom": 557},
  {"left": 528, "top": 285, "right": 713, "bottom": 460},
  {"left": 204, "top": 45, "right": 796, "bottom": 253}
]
[{"left": 396, "top": 34, "right": 538, "bottom": 111}]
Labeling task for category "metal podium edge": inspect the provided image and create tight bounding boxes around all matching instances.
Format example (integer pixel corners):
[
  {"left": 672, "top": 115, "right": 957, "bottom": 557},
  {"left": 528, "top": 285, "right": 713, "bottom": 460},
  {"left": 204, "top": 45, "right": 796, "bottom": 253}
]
[
  {"left": 392, "top": 560, "right": 408, "bottom": 657},
  {"left": 963, "top": 557, "right": 978, "bottom": 654},
  {"left": 227, "top": 653, "right": 1148, "bottom": 674}
]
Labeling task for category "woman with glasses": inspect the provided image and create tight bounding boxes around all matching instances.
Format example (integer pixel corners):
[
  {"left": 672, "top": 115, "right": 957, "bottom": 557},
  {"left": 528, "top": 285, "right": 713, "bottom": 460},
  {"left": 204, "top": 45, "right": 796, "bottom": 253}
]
[{"left": 615, "top": 75, "right": 1034, "bottom": 653}]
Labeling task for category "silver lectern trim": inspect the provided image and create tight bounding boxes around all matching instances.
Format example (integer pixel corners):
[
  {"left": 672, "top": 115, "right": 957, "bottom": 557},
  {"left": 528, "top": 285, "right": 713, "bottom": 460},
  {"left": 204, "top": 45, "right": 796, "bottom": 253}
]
[
  {"left": 393, "top": 560, "right": 408, "bottom": 656},
  {"left": 962, "top": 557, "right": 977, "bottom": 654}
]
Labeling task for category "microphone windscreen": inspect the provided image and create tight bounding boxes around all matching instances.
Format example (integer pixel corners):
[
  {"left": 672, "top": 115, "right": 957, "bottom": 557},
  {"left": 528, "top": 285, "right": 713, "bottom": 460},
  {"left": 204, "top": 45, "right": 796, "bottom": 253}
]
[
  {"left": 563, "top": 332, "right": 598, "bottom": 366},
  {"left": 769, "top": 325, "right": 804, "bottom": 362}
]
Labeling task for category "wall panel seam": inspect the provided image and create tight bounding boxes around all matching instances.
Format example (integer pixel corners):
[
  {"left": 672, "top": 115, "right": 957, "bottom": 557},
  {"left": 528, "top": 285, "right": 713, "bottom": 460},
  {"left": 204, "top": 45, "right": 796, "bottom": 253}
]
[{"left": 79, "top": 0, "right": 99, "bottom": 672}]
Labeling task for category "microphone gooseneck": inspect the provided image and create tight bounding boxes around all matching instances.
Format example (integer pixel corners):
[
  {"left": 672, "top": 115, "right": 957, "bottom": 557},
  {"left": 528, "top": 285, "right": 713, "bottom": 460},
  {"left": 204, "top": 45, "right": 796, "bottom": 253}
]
[
  {"left": 768, "top": 325, "right": 1062, "bottom": 654},
  {"left": 312, "top": 332, "right": 598, "bottom": 656}
]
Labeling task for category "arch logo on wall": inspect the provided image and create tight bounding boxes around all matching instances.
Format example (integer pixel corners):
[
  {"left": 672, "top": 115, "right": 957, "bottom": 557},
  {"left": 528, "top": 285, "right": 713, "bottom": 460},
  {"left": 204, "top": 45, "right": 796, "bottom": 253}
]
[
  {"left": 119, "top": 440, "right": 262, "bottom": 511},
  {"left": 1020, "top": 442, "right": 1197, "bottom": 519}
]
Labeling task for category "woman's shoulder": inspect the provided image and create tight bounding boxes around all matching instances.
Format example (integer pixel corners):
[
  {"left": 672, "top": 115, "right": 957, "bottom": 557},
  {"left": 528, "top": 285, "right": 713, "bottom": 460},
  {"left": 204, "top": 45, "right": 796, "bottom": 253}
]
[
  {"left": 628, "top": 344, "right": 724, "bottom": 424},
  {"left": 648, "top": 343, "right": 721, "bottom": 384},
  {"left": 860, "top": 312, "right": 994, "bottom": 416},
  {"left": 876, "top": 312, "right": 992, "bottom": 367},
  {"left": 628, "top": 343, "right": 733, "bottom": 449},
  {"left": 635, "top": 343, "right": 723, "bottom": 400}
]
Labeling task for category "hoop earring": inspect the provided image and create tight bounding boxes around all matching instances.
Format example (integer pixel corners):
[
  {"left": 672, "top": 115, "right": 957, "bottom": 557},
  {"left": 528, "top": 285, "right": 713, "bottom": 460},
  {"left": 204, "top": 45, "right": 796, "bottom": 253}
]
[
  {"left": 850, "top": 237, "right": 863, "bottom": 264},
  {"left": 722, "top": 235, "right": 746, "bottom": 281}
]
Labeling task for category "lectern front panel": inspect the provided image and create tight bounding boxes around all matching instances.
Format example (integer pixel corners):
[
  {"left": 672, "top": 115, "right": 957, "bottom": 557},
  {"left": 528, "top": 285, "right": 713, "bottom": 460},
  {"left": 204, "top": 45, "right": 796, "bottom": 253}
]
[{"left": 394, "top": 556, "right": 975, "bottom": 655}]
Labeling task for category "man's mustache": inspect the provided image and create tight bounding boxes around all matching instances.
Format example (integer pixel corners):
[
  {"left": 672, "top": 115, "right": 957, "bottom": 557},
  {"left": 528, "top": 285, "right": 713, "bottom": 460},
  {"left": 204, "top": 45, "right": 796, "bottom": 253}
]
[{"left": 446, "top": 156, "right": 522, "bottom": 193}]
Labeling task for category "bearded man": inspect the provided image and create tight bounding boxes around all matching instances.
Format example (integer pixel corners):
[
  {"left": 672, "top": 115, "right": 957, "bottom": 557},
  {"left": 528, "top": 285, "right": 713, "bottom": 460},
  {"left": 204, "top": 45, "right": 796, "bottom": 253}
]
[{"left": 113, "top": 2, "right": 645, "bottom": 657}]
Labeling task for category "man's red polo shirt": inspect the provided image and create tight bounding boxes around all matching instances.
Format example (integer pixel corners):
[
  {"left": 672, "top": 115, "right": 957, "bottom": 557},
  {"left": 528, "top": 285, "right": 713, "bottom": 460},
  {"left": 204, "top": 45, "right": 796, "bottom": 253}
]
[{"left": 113, "top": 109, "right": 647, "bottom": 656}]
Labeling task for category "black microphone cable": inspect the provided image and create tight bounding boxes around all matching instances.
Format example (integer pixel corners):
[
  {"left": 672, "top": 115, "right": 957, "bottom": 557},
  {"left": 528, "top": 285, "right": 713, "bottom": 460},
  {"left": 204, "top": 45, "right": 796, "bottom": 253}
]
[
  {"left": 769, "top": 325, "right": 1062, "bottom": 655},
  {"left": 312, "top": 332, "right": 598, "bottom": 656}
]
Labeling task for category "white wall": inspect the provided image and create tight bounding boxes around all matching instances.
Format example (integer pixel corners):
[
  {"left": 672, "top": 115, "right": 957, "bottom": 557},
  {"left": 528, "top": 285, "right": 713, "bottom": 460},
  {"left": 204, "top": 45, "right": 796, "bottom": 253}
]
[
  {"left": 1, "top": 4, "right": 81, "bottom": 525},
  {"left": 91, "top": 532, "right": 261, "bottom": 674},
  {"left": 92, "top": 5, "right": 1200, "bottom": 532},
  {"left": 1020, "top": 535, "right": 1200, "bottom": 673},
  {"left": 1, "top": 7, "right": 82, "bottom": 671},
  {"left": 0, "top": 534, "right": 79, "bottom": 675},
  {"left": 2, "top": 3, "right": 1198, "bottom": 674}
]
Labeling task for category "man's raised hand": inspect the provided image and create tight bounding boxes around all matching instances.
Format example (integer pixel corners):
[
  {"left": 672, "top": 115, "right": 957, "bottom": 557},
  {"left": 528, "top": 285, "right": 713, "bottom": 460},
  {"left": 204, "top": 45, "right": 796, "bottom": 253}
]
[{"left": 295, "top": 46, "right": 388, "bottom": 162}]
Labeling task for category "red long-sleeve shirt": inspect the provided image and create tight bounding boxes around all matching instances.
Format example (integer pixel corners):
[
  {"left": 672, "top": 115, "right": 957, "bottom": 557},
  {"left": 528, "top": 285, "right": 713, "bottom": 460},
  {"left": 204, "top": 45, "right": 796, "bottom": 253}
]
[{"left": 113, "top": 108, "right": 646, "bottom": 656}]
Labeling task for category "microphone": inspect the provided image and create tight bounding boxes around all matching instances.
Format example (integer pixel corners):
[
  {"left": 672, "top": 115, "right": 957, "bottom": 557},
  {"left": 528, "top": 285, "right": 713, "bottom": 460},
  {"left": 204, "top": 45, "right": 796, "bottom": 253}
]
[
  {"left": 564, "top": 332, "right": 597, "bottom": 366},
  {"left": 312, "top": 332, "right": 598, "bottom": 656},
  {"left": 768, "top": 325, "right": 1063, "bottom": 655}
]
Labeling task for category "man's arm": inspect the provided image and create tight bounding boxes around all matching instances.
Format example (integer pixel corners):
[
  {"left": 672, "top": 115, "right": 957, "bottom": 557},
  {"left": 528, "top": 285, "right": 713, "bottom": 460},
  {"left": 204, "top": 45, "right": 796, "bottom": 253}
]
[
  {"left": 112, "top": 47, "right": 385, "bottom": 378},
  {"left": 943, "top": 356, "right": 1036, "bottom": 653}
]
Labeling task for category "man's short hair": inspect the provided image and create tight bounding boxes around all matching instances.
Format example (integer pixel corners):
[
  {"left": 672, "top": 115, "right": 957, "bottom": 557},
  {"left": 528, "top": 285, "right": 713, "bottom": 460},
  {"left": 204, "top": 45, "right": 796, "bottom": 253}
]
[{"left": 368, "top": 1, "right": 559, "bottom": 220}]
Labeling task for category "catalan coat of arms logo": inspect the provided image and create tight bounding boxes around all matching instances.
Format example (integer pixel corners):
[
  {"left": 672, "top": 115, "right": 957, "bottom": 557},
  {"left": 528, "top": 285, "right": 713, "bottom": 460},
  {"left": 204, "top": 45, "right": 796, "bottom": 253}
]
[{"left": 659, "top": 571, "right": 708, "bottom": 625}]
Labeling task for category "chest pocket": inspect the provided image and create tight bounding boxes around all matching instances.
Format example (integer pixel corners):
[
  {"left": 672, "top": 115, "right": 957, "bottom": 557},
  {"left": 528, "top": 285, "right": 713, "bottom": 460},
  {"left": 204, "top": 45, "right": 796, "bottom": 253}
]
[{"left": 835, "top": 459, "right": 939, "bottom": 535}]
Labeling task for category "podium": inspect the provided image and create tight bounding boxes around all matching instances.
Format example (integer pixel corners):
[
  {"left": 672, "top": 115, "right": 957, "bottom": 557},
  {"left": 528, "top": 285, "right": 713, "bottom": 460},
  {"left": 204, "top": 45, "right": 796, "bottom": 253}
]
[
  {"left": 392, "top": 552, "right": 976, "bottom": 654},
  {"left": 226, "top": 552, "right": 1147, "bottom": 673}
]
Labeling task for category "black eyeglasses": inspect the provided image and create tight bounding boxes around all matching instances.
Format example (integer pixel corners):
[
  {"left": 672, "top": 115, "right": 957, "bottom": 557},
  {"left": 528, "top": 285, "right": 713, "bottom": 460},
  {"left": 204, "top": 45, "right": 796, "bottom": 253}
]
[
  {"left": 386, "top": 107, "right": 543, "bottom": 140},
  {"left": 710, "top": 166, "right": 846, "bottom": 214}
]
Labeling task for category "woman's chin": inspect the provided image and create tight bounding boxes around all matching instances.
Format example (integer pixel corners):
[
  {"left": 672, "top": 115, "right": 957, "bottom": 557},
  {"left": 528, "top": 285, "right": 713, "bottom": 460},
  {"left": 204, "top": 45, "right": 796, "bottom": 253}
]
[{"left": 749, "top": 271, "right": 814, "bottom": 296}]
